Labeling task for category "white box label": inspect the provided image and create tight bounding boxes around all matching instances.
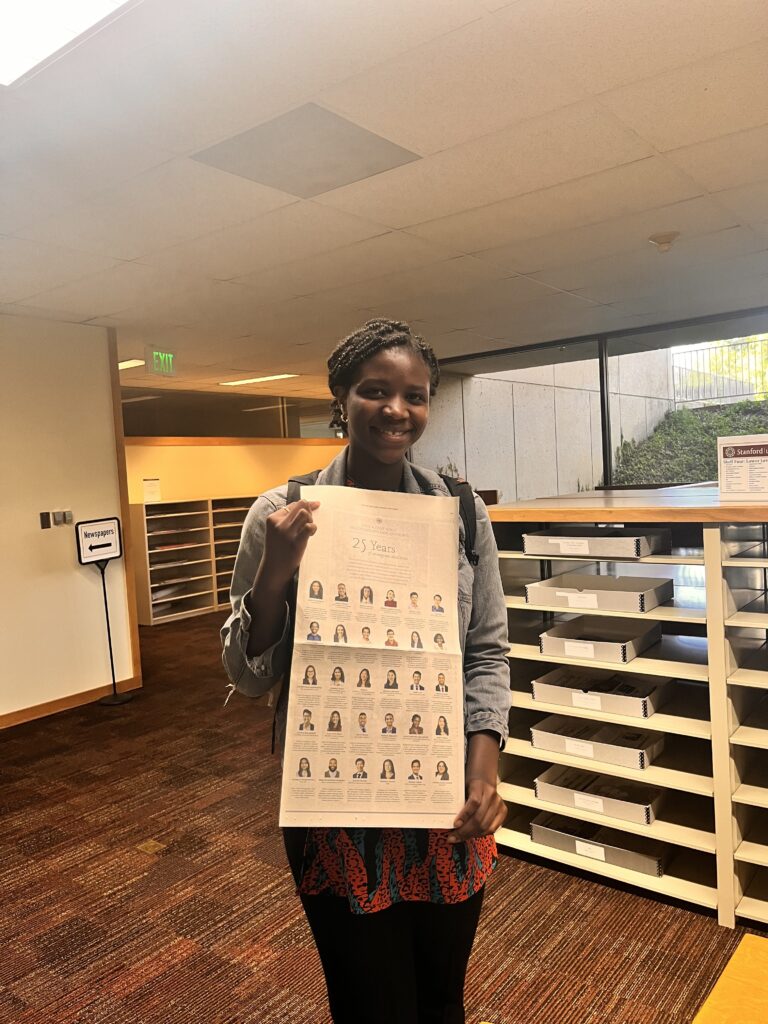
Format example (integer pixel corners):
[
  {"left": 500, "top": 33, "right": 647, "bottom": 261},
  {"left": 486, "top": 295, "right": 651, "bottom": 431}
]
[
  {"left": 558, "top": 539, "right": 590, "bottom": 555},
  {"left": 565, "top": 738, "right": 595, "bottom": 758},
  {"left": 557, "top": 590, "right": 599, "bottom": 608},
  {"left": 719, "top": 434, "right": 768, "bottom": 502},
  {"left": 572, "top": 692, "right": 602, "bottom": 711},
  {"left": 574, "top": 792, "right": 605, "bottom": 813},
  {"left": 564, "top": 640, "right": 595, "bottom": 659},
  {"left": 575, "top": 839, "right": 606, "bottom": 861}
]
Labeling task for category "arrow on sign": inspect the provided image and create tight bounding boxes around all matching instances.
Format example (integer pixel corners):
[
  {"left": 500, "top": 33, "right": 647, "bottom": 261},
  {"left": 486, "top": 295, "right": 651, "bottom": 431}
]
[{"left": 89, "top": 542, "right": 111, "bottom": 551}]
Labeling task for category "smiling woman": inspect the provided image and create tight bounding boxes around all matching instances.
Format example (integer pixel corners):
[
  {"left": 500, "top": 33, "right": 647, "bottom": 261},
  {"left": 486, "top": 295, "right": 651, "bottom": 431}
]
[{"left": 221, "top": 317, "right": 511, "bottom": 1024}]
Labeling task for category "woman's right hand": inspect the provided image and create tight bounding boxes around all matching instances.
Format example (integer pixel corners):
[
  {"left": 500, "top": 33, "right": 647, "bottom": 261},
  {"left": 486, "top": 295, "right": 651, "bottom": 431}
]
[{"left": 259, "top": 499, "right": 321, "bottom": 586}]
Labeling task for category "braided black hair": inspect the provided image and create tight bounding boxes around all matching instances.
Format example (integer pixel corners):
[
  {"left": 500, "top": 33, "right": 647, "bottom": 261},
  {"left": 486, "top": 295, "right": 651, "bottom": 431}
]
[{"left": 327, "top": 319, "right": 440, "bottom": 432}]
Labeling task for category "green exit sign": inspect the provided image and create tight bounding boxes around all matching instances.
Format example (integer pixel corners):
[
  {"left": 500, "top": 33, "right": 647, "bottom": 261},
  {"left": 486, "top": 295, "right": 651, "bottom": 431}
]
[{"left": 144, "top": 347, "right": 176, "bottom": 376}]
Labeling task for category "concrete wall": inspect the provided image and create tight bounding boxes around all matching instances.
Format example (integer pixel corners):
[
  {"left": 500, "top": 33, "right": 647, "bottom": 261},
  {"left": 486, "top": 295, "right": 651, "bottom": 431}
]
[{"left": 413, "top": 349, "right": 674, "bottom": 502}]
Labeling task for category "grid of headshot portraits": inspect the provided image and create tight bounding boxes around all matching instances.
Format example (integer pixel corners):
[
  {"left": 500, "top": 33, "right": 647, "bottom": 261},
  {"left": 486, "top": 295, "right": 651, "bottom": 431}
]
[{"left": 302, "top": 580, "right": 452, "bottom": 653}]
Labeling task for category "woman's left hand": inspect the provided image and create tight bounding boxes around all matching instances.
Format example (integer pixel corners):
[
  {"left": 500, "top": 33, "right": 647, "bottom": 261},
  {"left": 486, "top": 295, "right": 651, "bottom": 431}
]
[{"left": 447, "top": 778, "right": 507, "bottom": 843}]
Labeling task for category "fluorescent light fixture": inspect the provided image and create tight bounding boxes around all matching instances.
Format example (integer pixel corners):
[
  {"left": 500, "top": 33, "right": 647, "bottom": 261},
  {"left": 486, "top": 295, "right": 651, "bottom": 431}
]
[
  {"left": 242, "top": 403, "right": 291, "bottom": 413},
  {"left": 1, "top": 2, "right": 134, "bottom": 86},
  {"left": 121, "top": 395, "right": 160, "bottom": 404},
  {"left": 219, "top": 373, "right": 299, "bottom": 386},
  {"left": 118, "top": 358, "right": 146, "bottom": 370}
]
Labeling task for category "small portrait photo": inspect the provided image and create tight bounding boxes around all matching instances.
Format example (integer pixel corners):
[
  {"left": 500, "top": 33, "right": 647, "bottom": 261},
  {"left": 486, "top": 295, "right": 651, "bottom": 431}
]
[
  {"left": 408, "top": 591, "right": 419, "bottom": 610},
  {"left": 302, "top": 664, "right": 318, "bottom": 686},
  {"left": 308, "top": 580, "right": 323, "bottom": 601},
  {"left": 431, "top": 594, "right": 445, "bottom": 613},
  {"left": 361, "top": 625, "right": 372, "bottom": 643},
  {"left": 357, "top": 667, "right": 372, "bottom": 688},
  {"left": 299, "top": 708, "right": 315, "bottom": 732},
  {"left": 384, "top": 669, "right": 398, "bottom": 690},
  {"left": 410, "top": 670, "right": 424, "bottom": 692},
  {"left": 297, "top": 757, "right": 311, "bottom": 778},
  {"left": 409, "top": 759, "right": 423, "bottom": 781},
  {"left": 357, "top": 711, "right": 369, "bottom": 734},
  {"left": 330, "top": 665, "right": 345, "bottom": 685},
  {"left": 335, "top": 582, "right": 349, "bottom": 603},
  {"left": 433, "top": 632, "right": 446, "bottom": 650},
  {"left": 435, "top": 760, "right": 450, "bottom": 781},
  {"left": 435, "top": 672, "right": 448, "bottom": 693},
  {"left": 307, "top": 621, "right": 321, "bottom": 642},
  {"left": 334, "top": 623, "right": 348, "bottom": 644},
  {"left": 381, "top": 713, "right": 397, "bottom": 735},
  {"left": 380, "top": 758, "right": 396, "bottom": 780},
  {"left": 435, "top": 715, "right": 450, "bottom": 737},
  {"left": 384, "top": 589, "right": 397, "bottom": 608},
  {"left": 327, "top": 709, "right": 342, "bottom": 732},
  {"left": 384, "top": 628, "right": 398, "bottom": 647},
  {"left": 352, "top": 758, "right": 367, "bottom": 779},
  {"left": 410, "top": 630, "right": 423, "bottom": 649},
  {"left": 409, "top": 714, "right": 423, "bottom": 735},
  {"left": 325, "top": 758, "right": 340, "bottom": 778},
  {"left": 360, "top": 585, "right": 374, "bottom": 605}
]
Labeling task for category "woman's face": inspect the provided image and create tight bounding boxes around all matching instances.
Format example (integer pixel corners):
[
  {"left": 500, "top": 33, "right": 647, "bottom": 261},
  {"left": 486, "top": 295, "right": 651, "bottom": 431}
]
[
  {"left": 300, "top": 758, "right": 309, "bottom": 771},
  {"left": 335, "top": 625, "right": 344, "bottom": 638},
  {"left": 411, "top": 632, "right": 419, "bottom": 642},
  {"left": 311, "top": 581, "right": 320, "bottom": 595},
  {"left": 384, "top": 760, "right": 394, "bottom": 773},
  {"left": 361, "top": 669, "right": 369, "bottom": 682},
  {"left": 387, "top": 670, "right": 395, "bottom": 683},
  {"left": 332, "top": 667, "right": 342, "bottom": 680},
  {"left": 386, "top": 590, "right": 395, "bottom": 601},
  {"left": 331, "top": 711, "right": 340, "bottom": 726},
  {"left": 438, "top": 716, "right": 447, "bottom": 729},
  {"left": 335, "top": 347, "right": 431, "bottom": 467},
  {"left": 306, "top": 666, "right": 315, "bottom": 679},
  {"left": 437, "top": 761, "right": 447, "bottom": 774}
]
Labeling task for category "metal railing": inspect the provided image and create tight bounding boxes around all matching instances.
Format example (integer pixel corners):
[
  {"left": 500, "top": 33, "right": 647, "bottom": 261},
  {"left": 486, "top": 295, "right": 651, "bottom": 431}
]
[{"left": 672, "top": 336, "right": 768, "bottom": 406}]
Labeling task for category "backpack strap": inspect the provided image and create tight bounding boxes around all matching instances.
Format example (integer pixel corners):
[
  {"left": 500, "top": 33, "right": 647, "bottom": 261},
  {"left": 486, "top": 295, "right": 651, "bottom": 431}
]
[
  {"left": 287, "top": 470, "right": 321, "bottom": 505},
  {"left": 439, "top": 475, "right": 479, "bottom": 566}
]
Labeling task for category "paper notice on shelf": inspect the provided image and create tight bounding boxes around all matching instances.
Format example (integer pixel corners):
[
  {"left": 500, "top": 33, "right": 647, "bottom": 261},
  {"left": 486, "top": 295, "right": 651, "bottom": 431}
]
[
  {"left": 575, "top": 839, "right": 606, "bottom": 861},
  {"left": 557, "top": 590, "right": 599, "bottom": 608},
  {"left": 572, "top": 692, "right": 602, "bottom": 711},
  {"left": 719, "top": 433, "right": 768, "bottom": 501},
  {"left": 143, "top": 478, "right": 161, "bottom": 502},
  {"left": 279, "top": 485, "right": 464, "bottom": 829},
  {"left": 565, "top": 738, "right": 595, "bottom": 759},
  {"left": 573, "top": 792, "right": 605, "bottom": 813},
  {"left": 558, "top": 538, "right": 590, "bottom": 555},
  {"left": 564, "top": 640, "right": 595, "bottom": 659}
]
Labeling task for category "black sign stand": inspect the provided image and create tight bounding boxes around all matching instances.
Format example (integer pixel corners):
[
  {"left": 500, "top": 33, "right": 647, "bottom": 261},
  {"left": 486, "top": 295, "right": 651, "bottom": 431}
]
[{"left": 95, "top": 559, "right": 133, "bottom": 706}]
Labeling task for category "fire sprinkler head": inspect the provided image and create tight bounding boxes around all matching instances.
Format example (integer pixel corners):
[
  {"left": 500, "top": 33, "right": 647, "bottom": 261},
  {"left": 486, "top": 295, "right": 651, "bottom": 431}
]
[{"left": 648, "top": 231, "right": 680, "bottom": 253}]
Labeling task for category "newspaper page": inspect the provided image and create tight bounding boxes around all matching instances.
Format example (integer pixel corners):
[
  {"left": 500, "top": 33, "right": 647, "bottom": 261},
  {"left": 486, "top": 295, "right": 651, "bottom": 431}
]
[{"left": 279, "top": 485, "right": 464, "bottom": 828}]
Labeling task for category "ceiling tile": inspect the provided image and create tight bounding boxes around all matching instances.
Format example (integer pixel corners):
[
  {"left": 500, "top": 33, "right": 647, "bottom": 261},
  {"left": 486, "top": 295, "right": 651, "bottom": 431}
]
[
  {"left": 496, "top": 0, "right": 768, "bottom": 93},
  {"left": 193, "top": 104, "right": 420, "bottom": 197},
  {"left": 665, "top": 126, "right": 768, "bottom": 194},
  {"left": 712, "top": 180, "right": 768, "bottom": 228},
  {"left": 0, "top": 237, "right": 120, "bottom": 304},
  {"left": 407, "top": 157, "right": 703, "bottom": 252},
  {"left": 317, "top": 16, "right": 586, "bottom": 154},
  {"left": 144, "top": 200, "right": 388, "bottom": 280},
  {"left": 15, "top": 159, "right": 296, "bottom": 260},
  {"left": 600, "top": 40, "right": 768, "bottom": 152},
  {"left": 315, "top": 100, "right": 651, "bottom": 228},
  {"left": 471, "top": 195, "right": 739, "bottom": 275},
  {"left": 232, "top": 231, "right": 463, "bottom": 302}
]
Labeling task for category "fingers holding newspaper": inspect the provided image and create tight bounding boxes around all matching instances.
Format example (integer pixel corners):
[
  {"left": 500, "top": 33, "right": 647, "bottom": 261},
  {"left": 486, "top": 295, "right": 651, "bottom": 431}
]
[{"left": 262, "top": 500, "right": 321, "bottom": 583}]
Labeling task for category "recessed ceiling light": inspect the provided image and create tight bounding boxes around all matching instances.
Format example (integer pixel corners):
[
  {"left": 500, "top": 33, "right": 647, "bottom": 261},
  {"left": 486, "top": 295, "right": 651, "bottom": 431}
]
[
  {"left": 118, "top": 358, "right": 146, "bottom": 370},
  {"left": 648, "top": 231, "right": 680, "bottom": 253},
  {"left": 219, "top": 373, "right": 299, "bottom": 386},
  {"left": 1, "top": 2, "right": 134, "bottom": 87},
  {"left": 121, "top": 395, "right": 160, "bottom": 404}
]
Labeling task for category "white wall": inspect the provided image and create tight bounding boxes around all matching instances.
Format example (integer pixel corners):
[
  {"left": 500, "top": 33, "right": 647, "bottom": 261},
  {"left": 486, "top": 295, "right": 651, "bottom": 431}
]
[{"left": 0, "top": 316, "right": 135, "bottom": 720}]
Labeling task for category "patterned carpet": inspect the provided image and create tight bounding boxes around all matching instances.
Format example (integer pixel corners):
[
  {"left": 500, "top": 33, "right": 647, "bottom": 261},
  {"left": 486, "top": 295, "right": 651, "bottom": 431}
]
[{"left": 0, "top": 612, "right": 754, "bottom": 1023}]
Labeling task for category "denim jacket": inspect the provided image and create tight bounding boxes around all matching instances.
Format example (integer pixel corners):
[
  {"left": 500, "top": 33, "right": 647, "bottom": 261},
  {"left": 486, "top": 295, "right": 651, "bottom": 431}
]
[{"left": 220, "top": 448, "right": 511, "bottom": 754}]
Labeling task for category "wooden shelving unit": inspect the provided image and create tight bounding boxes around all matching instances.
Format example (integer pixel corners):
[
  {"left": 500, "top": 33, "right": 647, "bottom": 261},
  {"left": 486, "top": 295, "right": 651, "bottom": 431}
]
[
  {"left": 489, "top": 486, "right": 768, "bottom": 928},
  {"left": 130, "top": 495, "right": 255, "bottom": 625}
]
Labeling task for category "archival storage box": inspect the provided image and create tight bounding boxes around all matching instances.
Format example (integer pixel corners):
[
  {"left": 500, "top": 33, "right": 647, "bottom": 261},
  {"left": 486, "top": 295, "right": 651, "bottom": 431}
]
[
  {"left": 530, "top": 812, "right": 667, "bottom": 876},
  {"left": 525, "top": 573, "right": 674, "bottom": 613},
  {"left": 530, "top": 666, "right": 671, "bottom": 718},
  {"left": 522, "top": 527, "right": 672, "bottom": 560},
  {"left": 530, "top": 715, "right": 665, "bottom": 769},
  {"left": 538, "top": 616, "right": 662, "bottom": 664},
  {"left": 533, "top": 764, "right": 664, "bottom": 824}
]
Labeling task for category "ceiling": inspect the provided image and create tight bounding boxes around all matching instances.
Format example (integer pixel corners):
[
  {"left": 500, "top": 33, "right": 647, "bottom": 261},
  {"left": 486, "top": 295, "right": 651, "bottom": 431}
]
[{"left": 3, "top": 0, "right": 768, "bottom": 399}]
